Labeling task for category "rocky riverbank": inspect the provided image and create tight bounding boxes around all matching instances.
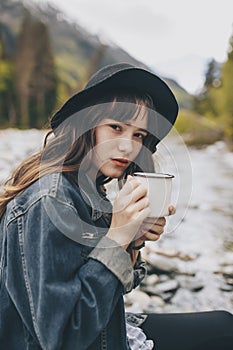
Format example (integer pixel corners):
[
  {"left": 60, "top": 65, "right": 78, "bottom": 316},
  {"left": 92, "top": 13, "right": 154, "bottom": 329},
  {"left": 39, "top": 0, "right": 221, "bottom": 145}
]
[
  {"left": 1, "top": 129, "right": 233, "bottom": 314},
  {"left": 125, "top": 139, "right": 233, "bottom": 314},
  {"left": 124, "top": 244, "right": 233, "bottom": 313}
]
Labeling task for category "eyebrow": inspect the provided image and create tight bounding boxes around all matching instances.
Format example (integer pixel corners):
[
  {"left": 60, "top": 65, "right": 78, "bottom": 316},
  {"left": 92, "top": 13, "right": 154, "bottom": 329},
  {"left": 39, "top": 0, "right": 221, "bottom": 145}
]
[
  {"left": 103, "top": 119, "right": 148, "bottom": 133},
  {"left": 125, "top": 123, "right": 148, "bottom": 134}
]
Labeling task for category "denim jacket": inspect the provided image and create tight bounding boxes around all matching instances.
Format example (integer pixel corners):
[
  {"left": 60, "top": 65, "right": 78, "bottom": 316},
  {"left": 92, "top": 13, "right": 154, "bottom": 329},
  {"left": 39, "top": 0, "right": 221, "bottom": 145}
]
[{"left": 0, "top": 172, "right": 146, "bottom": 350}]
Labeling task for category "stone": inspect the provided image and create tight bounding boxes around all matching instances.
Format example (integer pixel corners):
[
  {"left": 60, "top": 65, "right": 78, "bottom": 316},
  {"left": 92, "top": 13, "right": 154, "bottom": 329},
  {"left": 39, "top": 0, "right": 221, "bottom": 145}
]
[
  {"left": 146, "top": 254, "right": 196, "bottom": 276},
  {"left": 148, "top": 247, "right": 198, "bottom": 261},
  {"left": 159, "top": 274, "right": 170, "bottom": 282},
  {"left": 219, "top": 253, "right": 233, "bottom": 266},
  {"left": 176, "top": 276, "right": 204, "bottom": 292},
  {"left": 219, "top": 284, "right": 233, "bottom": 292},
  {"left": 160, "top": 292, "right": 174, "bottom": 302},
  {"left": 226, "top": 278, "right": 233, "bottom": 286},
  {"left": 150, "top": 295, "right": 166, "bottom": 307},
  {"left": 146, "top": 254, "right": 179, "bottom": 274},
  {"left": 144, "top": 274, "right": 160, "bottom": 286},
  {"left": 124, "top": 289, "right": 151, "bottom": 309},
  {"left": 214, "top": 266, "right": 233, "bottom": 278},
  {"left": 141, "top": 279, "right": 179, "bottom": 296}
]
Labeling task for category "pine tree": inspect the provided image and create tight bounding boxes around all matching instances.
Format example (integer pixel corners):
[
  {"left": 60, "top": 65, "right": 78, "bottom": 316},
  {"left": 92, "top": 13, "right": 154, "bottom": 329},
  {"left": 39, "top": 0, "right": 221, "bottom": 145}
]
[
  {"left": 14, "top": 11, "right": 57, "bottom": 128},
  {"left": 14, "top": 11, "right": 36, "bottom": 127},
  {"left": 204, "top": 59, "right": 221, "bottom": 89},
  {"left": 0, "top": 31, "right": 15, "bottom": 126},
  {"left": 28, "top": 19, "right": 57, "bottom": 128},
  {"left": 194, "top": 59, "right": 221, "bottom": 117},
  {"left": 220, "top": 29, "right": 233, "bottom": 140}
]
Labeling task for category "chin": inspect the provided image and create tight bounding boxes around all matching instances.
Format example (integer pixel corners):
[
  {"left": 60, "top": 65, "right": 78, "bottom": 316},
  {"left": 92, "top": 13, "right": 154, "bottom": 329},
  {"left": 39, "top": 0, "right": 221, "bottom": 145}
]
[{"left": 101, "top": 167, "right": 124, "bottom": 179}]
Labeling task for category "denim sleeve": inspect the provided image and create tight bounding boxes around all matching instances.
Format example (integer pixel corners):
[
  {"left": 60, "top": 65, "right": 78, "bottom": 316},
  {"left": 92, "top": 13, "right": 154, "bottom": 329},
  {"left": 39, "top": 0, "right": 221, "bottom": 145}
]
[
  {"left": 132, "top": 252, "right": 147, "bottom": 290},
  {"left": 12, "top": 195, "right": 133, "bottom": 350},
  {"left": 89, "top": 244, "right": 146, "bottom": 295},
  {"left": 89, "top": 236, "right": 134, "bottom": 293}
]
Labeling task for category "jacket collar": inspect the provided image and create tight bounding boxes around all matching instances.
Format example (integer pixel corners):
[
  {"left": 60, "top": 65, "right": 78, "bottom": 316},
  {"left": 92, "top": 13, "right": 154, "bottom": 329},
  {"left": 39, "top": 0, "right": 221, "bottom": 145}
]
[{"left": 77, "top": 171, "right": 112, "bottom": 222}]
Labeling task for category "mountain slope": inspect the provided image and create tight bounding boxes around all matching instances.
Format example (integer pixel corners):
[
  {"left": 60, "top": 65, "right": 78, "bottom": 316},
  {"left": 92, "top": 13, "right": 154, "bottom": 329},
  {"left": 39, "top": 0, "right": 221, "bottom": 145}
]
[{"left": 0, "top": 0, "right": 193, "bottom": 109}]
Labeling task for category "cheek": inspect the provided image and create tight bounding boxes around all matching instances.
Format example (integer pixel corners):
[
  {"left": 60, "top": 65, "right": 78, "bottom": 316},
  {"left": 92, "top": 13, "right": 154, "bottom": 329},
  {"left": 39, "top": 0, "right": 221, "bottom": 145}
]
[
  {"left": 95, "top": 129, "right": 102, "bottom": 146},
  {"left": 95, "top": 140, "right": 115, "bottom": 155},
  {"left": 96, "top": 127, "right": 121, "bottom": 150},
  {"left": 95, "top": 128, "right": 112, "bottom": 147},
  {"left": 132, "top": 142, "right": 143, "bottom": 159}
]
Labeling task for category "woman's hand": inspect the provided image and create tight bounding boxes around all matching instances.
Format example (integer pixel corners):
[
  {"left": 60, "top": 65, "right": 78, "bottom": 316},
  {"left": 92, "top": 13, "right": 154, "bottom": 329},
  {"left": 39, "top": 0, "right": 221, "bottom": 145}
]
[
  {"left": 129, "top": 205, "right": 176, "bottom": 265},
  {"left": 106, "top": 175, "right": 151, "bottom": 248},
  {"left": 136, "top": 205, "right": 176, "bottom": 242}
]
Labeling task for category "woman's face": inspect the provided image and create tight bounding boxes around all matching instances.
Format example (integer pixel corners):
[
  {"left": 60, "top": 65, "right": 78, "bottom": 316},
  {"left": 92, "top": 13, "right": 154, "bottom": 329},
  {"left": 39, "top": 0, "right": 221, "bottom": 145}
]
[{"left": 90, "top": 107, "right": 148, "bottom": 179}]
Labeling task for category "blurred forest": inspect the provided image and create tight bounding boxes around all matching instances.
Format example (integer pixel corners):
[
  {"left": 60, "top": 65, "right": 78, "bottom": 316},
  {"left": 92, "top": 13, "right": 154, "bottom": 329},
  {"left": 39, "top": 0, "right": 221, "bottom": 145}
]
[
  {"left": 179, "top": 34, "right": 233, "bottom": 148},
  {"left": 0, "top": 0, "right": 193, "bottom": 128},
  {"left": 0, "top": 0, "right": 232, "bottom": 148}
]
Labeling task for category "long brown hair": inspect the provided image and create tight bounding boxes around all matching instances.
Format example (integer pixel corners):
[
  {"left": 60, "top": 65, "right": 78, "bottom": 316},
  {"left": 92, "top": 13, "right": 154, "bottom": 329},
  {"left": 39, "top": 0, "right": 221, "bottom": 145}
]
[{"left": 0, "top": 90, "right": 157, "bottom": 218}]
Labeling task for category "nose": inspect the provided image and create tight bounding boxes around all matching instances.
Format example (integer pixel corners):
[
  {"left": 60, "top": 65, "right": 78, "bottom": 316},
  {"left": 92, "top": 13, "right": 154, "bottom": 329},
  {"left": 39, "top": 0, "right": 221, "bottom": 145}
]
[{"left": 117, "top": 137, "right": 133, "bottom": 155}]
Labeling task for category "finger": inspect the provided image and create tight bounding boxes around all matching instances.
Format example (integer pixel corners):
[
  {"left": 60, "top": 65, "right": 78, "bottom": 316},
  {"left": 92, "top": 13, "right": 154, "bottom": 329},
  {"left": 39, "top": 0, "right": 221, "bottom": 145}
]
[
  {"left": 143, "top": 217, "right": 166, "bottom": 226},
  {"left": 132, "top": 183, "right": 148, "bottom": 203},
  {"left": 140, "top": 220, "right": 165, "bottom": 235},
  {"left": 130, "top": 196, "right": 149, "bottom": 213},
  {"left": 120, "top": 176, "right": 140, "bottom": 195},
  {"left": 135, "top": 227, "right": 147, "bottom": 240},
  {"left": 143, "top": 231, "right": 161, "bottom": 241},
  {"left": 148, "top": 225, "right": 164, "bottom": 234},
  {"left": 134, "top": 238, "right": 146, "bottom": 246},
  {"left": 123, "top": 183, "right": 148, "bottom": 208},
  {"left": 133, "top": 206, "right": 151, "bottom": 222},
  {"left": 168, "top": 205, "right": 176, "bottom": 215}
]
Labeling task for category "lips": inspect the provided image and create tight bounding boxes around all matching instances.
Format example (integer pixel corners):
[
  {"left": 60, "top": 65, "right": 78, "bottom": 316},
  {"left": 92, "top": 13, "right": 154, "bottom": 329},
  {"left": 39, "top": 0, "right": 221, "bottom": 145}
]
[{"left": 111, "top": 158, "right": 130, "bottom": 167}]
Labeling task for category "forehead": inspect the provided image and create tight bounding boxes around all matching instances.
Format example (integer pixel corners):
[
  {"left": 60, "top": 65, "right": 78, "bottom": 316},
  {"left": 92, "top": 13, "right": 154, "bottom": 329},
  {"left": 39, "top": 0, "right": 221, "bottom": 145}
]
[
  {"left": 126, "top": 113, "right": 148, "bottom": 130},
  {"left": 99, "top": 103, "right": 148, "bottom": 129},
  {"left": 129, "top": 104, "right": 148, "bottom": 128}
]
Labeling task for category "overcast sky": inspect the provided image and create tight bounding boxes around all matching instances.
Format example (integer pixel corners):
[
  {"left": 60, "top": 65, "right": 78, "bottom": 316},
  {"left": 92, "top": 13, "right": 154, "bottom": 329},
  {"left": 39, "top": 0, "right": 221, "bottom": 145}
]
[{"left": 34, "top": 0, "right": 233, "bottom": 94}]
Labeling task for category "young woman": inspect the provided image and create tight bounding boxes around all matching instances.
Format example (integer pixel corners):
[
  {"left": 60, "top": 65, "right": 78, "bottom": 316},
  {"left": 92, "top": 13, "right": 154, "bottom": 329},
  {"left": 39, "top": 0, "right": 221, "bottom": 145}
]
[{"left": 0, "top": 63, "right": 232, "bottom": 350}]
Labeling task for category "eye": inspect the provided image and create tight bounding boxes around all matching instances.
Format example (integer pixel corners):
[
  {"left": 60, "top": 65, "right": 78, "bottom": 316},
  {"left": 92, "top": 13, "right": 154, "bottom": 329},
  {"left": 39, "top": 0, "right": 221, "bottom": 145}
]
[
  {"left": 109, "top": 124, "right": 122, "bottom": 131},
  {"left": 134, "top": 132, "right": 147, "bottom": 141}
]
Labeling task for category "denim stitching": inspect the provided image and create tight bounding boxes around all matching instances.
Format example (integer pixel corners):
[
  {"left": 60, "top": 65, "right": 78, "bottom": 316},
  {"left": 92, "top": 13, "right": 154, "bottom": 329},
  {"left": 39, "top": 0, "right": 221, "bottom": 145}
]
[
  {"left": 50, "top": 173, "right": 60, "bottom": 197},
  {"left": 6, "top": 194, "right": 78, "bottom": 226},
  {"left": 17, "top": 216, "right": 44, "bottom": 349},
  {"left": 101, "top": 328, "right": 107, "bottom": 350},
  {"left": 0, "top": 221, "right": 6, "bottom": 287},
  {"left": 80, "top": 188, "right": 102, "bottom": 221}
]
